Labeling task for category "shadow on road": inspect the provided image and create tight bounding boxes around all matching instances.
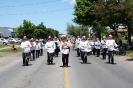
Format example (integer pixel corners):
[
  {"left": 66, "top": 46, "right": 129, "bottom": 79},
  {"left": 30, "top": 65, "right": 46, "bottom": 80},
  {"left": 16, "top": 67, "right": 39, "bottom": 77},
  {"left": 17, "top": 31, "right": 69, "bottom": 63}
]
[
  {"left": 22, "top": 64, "right": 32, "bottom": 66},
  {"left": 59, "top": 65, "right": 71, "bottom": 68},
  {"left": 79, "top": 62, "right": 92, "bottom": 64},
  {"left": 125, "top": 58, "right": 133, "bottom": 61},
  {"left": 104, "top": 62, "right": 117, "bottom": 65},
  {"left": 45, "top": 63, "right": 56, "bottom": 65}
]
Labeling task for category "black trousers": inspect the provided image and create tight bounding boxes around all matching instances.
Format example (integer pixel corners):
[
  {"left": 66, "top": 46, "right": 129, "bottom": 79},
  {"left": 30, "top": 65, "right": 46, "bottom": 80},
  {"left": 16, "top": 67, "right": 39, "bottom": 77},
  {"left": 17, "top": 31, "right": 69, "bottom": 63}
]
[
  {"left": 102, "top": 48, "right": 107, "bottom": 59},
  {"left": 31, "top": 50, "right": 35, "bottom": 60},
  {"left": 92, "top": 48, "right": 96, "bottom": 55},
  {"left": 96, "top": 49, "right": 100, "bottom": 57},
  {"left": 47, "top": 52, "right": 53, "bottom": 63},
  {"left": 77, "top": 48, "right": 80, "bottom": 56},
  {"left": 22, "top": 52, "right": 30, "bottom": 65},
  {"left": 62, "top": 54, "right": 69, "bottom": 66},
  {"left": 81, "top": 51, "right": 84, "bottom": 60},
  {"left": 36, "top": 50, "right": 40, "bottom": 58},
  {"left": 40, "top": 49, "right": 43, "bottom": 56},
  {"left": 108, "top": 51, "right": 114, "bottom": 64}
]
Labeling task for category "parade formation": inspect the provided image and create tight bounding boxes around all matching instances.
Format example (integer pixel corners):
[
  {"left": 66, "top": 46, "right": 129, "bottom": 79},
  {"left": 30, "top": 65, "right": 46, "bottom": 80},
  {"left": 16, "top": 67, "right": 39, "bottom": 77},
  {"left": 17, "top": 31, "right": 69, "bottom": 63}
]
[{"left": 20, "top": 34, "right": 118, "bottom": 66}]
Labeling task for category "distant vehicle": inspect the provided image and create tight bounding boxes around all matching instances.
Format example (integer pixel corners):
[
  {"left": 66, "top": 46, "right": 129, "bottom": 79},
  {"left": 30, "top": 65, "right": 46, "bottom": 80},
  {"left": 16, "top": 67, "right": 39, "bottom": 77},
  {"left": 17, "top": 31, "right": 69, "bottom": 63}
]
[
  {"left": 0, "top": 38, "right": 9, "bottom": 45},
  {"left": 14, "top": 38, "right": 22, "bottom": 44},
  {"left": 8, "top": 38, "right": 18, "bottom": 43}
]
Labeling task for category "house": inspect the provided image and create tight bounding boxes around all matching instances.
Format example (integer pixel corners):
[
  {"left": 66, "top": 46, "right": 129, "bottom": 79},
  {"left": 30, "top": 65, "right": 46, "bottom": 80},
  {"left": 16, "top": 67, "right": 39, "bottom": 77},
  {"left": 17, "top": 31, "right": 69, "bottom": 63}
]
[
  {"left": 0, "top": 27, "right": 16, "bottom": 38},
  {"left": 109, "top": 27, "right": 128, "bottom": 35}
]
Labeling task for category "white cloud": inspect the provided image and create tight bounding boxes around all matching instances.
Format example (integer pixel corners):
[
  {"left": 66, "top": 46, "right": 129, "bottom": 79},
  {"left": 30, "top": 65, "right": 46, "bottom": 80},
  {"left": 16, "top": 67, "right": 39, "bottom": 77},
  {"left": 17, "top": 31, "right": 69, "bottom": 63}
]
[
  {"left": 42, "top": 10, "right": 47, "bottom": 12},
  {"left": 62, "top": 0, "right": 76, "bottom": 5},
  {"left": 70, "top": 0, "right": 76, "bottom": 5}
]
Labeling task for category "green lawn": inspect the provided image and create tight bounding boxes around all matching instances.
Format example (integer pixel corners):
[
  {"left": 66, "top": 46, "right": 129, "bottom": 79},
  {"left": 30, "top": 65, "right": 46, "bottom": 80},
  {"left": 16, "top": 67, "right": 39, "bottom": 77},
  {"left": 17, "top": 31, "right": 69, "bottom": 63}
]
[
  {"left": 0, "top": 44, "right": 11, "bottom": 48},
  {"left": 125, "top": 51, "right": 133, "bottom": 58},
  {"left": 0, "top": 47, "right": 22, "bottom": 53}
]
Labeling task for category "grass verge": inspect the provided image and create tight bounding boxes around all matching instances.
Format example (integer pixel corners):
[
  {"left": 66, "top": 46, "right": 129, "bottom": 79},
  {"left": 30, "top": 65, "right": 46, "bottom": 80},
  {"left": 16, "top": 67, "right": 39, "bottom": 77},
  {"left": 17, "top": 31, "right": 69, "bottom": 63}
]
[
  {"left": 0, "top": 47, "right": 22, "bottom": 53},
  {"left": 125, "top": 51, "right": 133, "bottom": 58}
]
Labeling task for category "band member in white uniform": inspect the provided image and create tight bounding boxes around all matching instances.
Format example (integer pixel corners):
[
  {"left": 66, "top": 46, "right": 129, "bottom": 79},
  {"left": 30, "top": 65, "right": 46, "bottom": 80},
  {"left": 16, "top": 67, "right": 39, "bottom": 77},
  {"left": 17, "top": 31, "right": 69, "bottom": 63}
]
[
  {"left": 95, "top": 38, "right": 101, "bottom": 57},
  {"left": 20, "top": 36, "right": 32, "bottom": 66},
  {"left": 53, "top": 36, "right": 60, "bottom": 57},
  {"left": 60, "top": 35, "right": 71, "bottom": 67},
  {"left": 39, "top": 39, "right": 44, "bottom": 56},
  {"left": 35, "top": 39, "right": 41, "bottom": 58},
  {"left": 106, "top": 35, "right": 118, "bottom": 64},
  {"left": 30, "top": 38, "right": 36, "bottom": 61},
  {"left": 91, "top": 38, "right": 96, "bottom": 55},
  {"left": 45, "top": 36, "right": 56, "bottom": 64},
  {"left": 101, "top": 37, "right": 107, "bottom": 60},
  {"left": 80, "top": 36, "right": 91, "bottom": 63},
  {"left": 75, "top": 35, "right": 81, "bottom": 57}
]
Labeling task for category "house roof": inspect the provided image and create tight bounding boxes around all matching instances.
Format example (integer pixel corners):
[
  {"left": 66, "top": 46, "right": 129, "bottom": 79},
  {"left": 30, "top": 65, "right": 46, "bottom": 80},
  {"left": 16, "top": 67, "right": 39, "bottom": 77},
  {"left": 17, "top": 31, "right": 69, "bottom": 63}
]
[
  {"left": 0, "top": 27, "right": 13, "bottom": 37},
  {"left": 110, "top": 27, "right": 128, "bottom": 33}
]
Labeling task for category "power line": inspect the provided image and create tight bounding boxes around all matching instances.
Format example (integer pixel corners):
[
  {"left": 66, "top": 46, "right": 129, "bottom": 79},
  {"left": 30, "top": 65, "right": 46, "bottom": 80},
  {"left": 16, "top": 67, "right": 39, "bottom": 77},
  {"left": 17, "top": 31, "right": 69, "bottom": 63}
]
[
  {"left": 0, "top": 8, "right": 73, "bottom": 16},
  {"left": 0, "top": 0, "right": 61, "bottom": 8}
]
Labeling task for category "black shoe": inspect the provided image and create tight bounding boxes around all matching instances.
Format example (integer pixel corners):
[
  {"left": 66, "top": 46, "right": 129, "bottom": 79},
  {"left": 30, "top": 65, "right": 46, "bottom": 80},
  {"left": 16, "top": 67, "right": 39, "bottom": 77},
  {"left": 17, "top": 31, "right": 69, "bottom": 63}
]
[{"left": 111, "top": 62, "right": 114, "bottom": 64}]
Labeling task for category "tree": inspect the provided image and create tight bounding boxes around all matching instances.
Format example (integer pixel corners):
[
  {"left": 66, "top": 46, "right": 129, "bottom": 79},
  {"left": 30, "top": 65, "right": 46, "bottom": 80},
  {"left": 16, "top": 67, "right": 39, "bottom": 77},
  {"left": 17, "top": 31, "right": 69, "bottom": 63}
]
[
  {"left": 16, "top": 20, "right": 36, "bottom": 39},
  {"left": 91, "top": 20, "right": 109, "bottom": 40},
  {"left": 66, "top": 23, "right": 89, "bottom": 37},
  {"left": 16, "top": 20, "right": 59, "bottom": 39},
  {"left": 73, "top": 0, "right": 97, "bottom": 26},
  {"left": 92, "top": 0, "right": 133, "bottom": 43}
]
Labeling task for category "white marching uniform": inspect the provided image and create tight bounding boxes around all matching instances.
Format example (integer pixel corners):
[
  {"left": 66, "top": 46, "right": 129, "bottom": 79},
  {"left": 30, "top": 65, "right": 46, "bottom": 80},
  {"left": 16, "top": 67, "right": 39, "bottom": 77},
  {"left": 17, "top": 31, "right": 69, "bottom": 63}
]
[
  {"left": 106, "top": 39, "right": 117, "bottom": 51},
  {"left": 80, "top": 40, "right": 91, "bottom": 52},
  {"left": 45, "top": 41, "right": 56, "bottom": 53},
  {"left": 30, "top": 41, "right": 36, "bottom": 51},
  {"left": 76, "top": 38, "right": 81, "bottom": 48},
  {"left": 21, "top": 40, "right": 32, "bottom": 65},
  {"left": 95, "top": 40, "right": 101, "bottom": 49},
  {"left": 21, "top": 40, "right": 32, "bottom": 53},
  {"left": 60, "top": 40, "right": 71, "bottom": 54},
  {"left": 35, "top": 42, "right": 41, "bottom": 51},
  {"left": 101, "top": 40, "right": 107, "bottom": 49},
  {"left": 106, "top": 39, "right": 118, "bottom": 64}
]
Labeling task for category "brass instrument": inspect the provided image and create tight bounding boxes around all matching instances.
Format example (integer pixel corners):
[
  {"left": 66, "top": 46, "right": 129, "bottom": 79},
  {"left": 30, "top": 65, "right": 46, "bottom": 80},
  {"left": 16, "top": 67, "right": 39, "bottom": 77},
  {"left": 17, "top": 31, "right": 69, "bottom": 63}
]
[{"left": 30, "top": 41, "right": 34, "bottom": 48}]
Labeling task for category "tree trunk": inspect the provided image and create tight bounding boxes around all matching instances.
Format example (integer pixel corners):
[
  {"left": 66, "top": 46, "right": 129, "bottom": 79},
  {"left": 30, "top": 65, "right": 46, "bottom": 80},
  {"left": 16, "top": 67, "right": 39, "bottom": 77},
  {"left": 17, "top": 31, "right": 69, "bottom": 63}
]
[
  {"left": 114, "top": 24, "right": 119, "bottom": 43},
  {"left": 128, "top": 25, "right": 131, "bottom": 45}
]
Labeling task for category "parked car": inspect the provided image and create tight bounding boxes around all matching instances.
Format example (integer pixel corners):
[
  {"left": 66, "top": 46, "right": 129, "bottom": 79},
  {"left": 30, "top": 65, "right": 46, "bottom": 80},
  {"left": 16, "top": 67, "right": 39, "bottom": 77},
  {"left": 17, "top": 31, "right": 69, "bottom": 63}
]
[
  {"left": 0, "top": 38, "right": 9, "bottom": 45},
  {"left": 14, "top": 38, "right": 22, "bottom": 44},
  {"left": 8, "top": 38, "right": 18, "bottom": 43}
]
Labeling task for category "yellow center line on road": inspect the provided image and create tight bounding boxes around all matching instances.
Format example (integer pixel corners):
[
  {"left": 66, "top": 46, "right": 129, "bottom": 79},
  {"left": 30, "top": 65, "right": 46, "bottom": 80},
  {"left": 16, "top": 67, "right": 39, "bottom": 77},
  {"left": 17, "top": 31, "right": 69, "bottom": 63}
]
[{"left": 64, "top": 67, "right": 70, "bottom": 88}]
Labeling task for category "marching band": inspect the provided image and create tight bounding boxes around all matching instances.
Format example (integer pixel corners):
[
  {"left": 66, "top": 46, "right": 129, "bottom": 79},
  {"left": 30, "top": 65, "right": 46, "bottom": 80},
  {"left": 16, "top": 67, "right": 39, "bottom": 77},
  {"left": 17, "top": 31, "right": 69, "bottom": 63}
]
[{"left": 20, "top": 34, "right": 118, "bottom": 66}]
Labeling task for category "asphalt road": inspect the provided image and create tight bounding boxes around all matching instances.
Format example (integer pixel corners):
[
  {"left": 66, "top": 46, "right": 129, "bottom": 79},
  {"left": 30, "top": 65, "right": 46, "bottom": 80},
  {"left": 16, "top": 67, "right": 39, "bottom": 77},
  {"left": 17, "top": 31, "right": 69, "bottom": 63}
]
[{"left": 0, "top": 48, "right": 133, "bottom": 88}]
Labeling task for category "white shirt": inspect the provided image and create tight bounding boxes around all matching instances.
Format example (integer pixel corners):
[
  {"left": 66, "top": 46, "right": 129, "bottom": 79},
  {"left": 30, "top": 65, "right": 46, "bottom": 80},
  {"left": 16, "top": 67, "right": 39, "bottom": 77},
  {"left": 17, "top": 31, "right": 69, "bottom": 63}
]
[
  {"left": 53, "top": 39, "right": 60, "bottom": 47},
  {"left": 20, "top": 40, "right": 32, "bottom": 53},
  {"left": 106, "top": 39, "right": 117, "bottom": 51},
  {"left": 101, "top": 40, "right": 107, "bottom": 48},
  {"left": 80, "top": 40, "right": 91, "bottom": 52},
  {"left": 45, "top": 40, "right": 55, "bottom": 53},
  {"left": 35, "top": 42, "right": 41, "bottom": 50},
  {"left": 76, "top": 38, "right": 81, "bottom": 48},
  {"left": 60, "top": 40, "right": 71, "bottom": 54},
  {"left": 30, "top": 41, "right": 36, "bottom": 50},
  {"left": 40, "top": 41, "right": 44, "bottom": 49},
  {"left": 95, "top": 40, "right": 101, "bottom": 49}
]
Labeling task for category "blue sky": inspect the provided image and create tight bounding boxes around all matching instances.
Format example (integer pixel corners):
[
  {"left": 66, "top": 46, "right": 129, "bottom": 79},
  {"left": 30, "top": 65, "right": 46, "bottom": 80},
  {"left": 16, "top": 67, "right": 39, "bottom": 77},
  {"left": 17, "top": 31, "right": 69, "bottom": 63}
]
[{"left": 0, "top": 0, "right": 76, "bottom": 34}]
